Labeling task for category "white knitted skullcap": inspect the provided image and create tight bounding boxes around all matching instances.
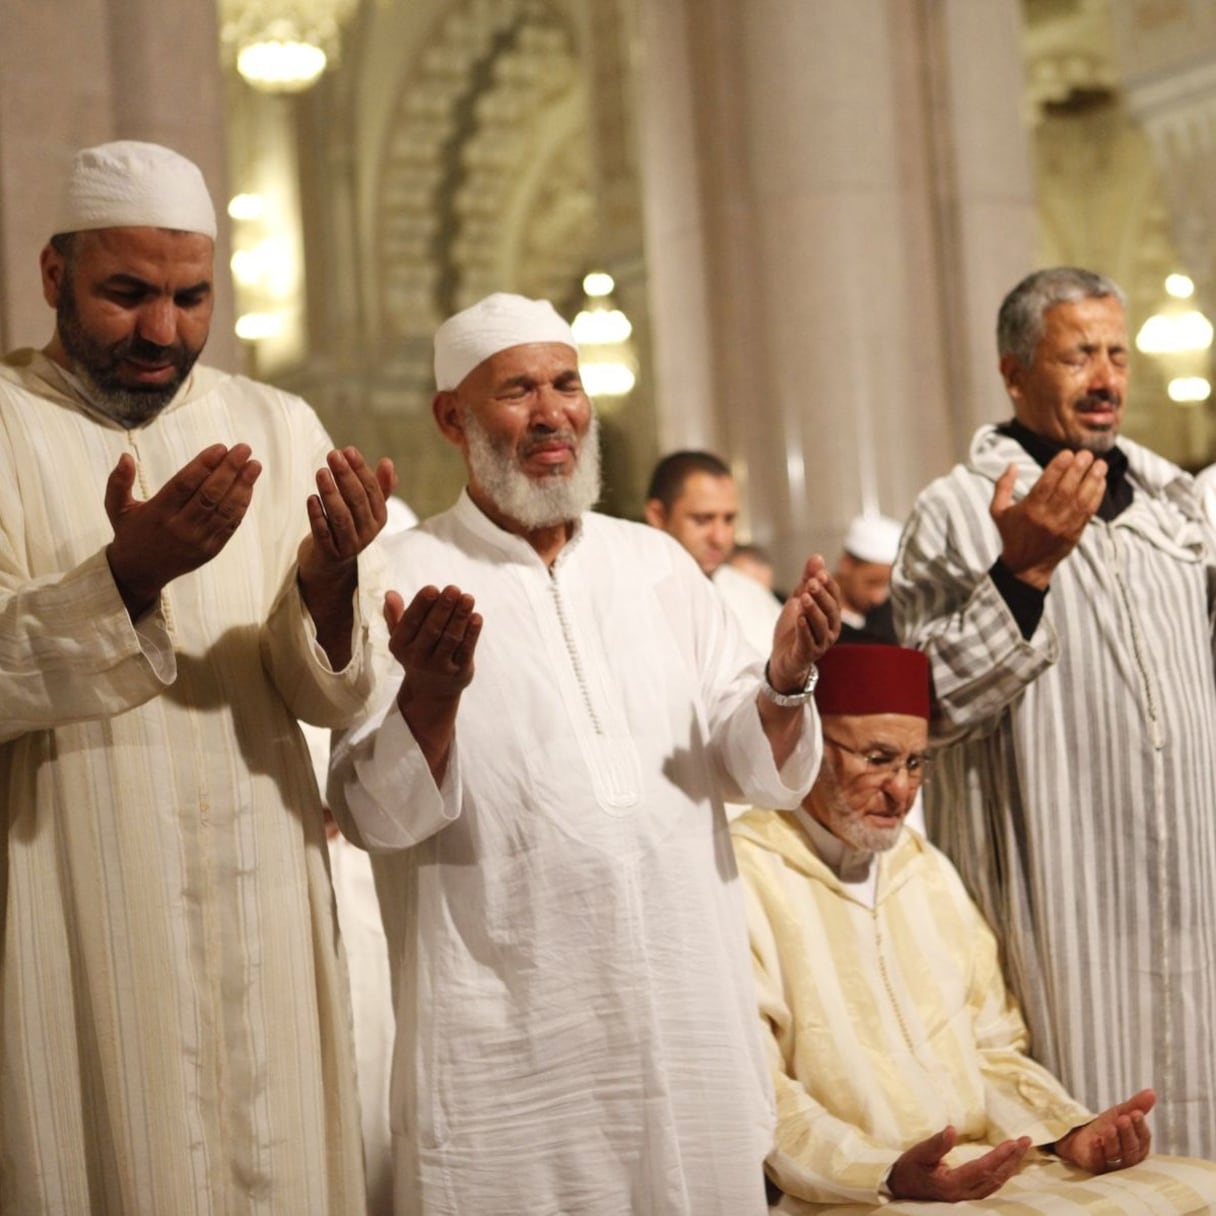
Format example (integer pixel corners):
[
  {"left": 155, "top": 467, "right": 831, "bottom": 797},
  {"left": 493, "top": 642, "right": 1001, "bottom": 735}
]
[
  {"left": 434, "top": 293, "right": 577, "bottom": 390},
  {"left": 52, "top": 140, "right": 217, "bottom": 240},
  {"left": 843, "top": 513, "right": 903, "bottom": 564}
]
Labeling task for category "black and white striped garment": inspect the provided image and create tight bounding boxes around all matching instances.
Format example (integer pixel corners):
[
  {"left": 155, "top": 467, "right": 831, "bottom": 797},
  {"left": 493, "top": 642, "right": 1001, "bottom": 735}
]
[{"left": 892, "top": 425, "right": 1216, "bottom": 1160}]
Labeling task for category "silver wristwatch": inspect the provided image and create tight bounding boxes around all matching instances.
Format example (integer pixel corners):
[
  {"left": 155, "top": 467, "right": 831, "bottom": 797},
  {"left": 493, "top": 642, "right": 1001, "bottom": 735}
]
[{"left": 760, "top": 661, "right": 819, "bottom": 707}]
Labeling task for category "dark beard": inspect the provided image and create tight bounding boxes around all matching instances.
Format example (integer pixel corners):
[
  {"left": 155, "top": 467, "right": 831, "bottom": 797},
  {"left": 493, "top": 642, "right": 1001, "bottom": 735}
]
[{"left": 56, "top": 280, "right": 202, "bottom": 426}]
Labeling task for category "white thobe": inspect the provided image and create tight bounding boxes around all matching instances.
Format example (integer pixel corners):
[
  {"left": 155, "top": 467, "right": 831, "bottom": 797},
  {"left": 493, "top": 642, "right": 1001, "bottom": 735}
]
[
  {"left": 331, "top": 492, "right": 823, "bottom": 1216},
  {"left": 0, "top": 350, "right": 375, "bottom": 1214},
  {"left": 713, "top": 561, "right": 782, "bottom": 655}
]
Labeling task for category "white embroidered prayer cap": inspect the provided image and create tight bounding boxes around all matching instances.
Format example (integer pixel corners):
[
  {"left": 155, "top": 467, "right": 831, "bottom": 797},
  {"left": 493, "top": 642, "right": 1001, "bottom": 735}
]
[
  {"left": 434, "top": 292, "right": 577, "bottom": 391},
  {"left": 51, "top": 140, "right": 217, "bottom": 240},
  {"left": 842, "top": 513, "right": 903, "bottom": 564}
]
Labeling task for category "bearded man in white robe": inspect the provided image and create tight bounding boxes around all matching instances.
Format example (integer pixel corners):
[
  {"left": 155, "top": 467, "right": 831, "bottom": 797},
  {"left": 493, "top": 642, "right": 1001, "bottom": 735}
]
[
  {"left": 733, "top": 642, "right": 1216, "bottom": 1214},
  {"left": 329, "top": 292, "right": 843, "bottom": 1216},
  {"left": 0, "top": 141, "right": 393, "bottom": 1214}
]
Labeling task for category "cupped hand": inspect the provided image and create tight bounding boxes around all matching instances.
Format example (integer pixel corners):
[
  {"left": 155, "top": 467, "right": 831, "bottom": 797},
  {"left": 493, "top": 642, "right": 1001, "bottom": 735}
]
[
  {"left": 105, "top": 443, "right": 261, "bottom": 618},
  {"left": 298, "top": 447, "right": 396, "bottom": 585},
  {"left": 388, "top": 585, "right": 482, "bottom": 706},
  {"left": 1055, "top": 1090, "right": 1154, "bottom": 1173},
  {"left": 990, "top": 450, "right": 1106, "bottom": 590},
  {"left": 888, "top": 1126, "right": 1030, "bottom": 1203},
  {"left": 766, "top": 554, "right": 842, "bottom": 694}
]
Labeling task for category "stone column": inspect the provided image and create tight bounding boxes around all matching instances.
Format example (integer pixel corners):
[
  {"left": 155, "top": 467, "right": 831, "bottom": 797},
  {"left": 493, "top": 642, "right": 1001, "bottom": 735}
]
[
  {"left": 635, "top": 0, "right": 1036, "bottom": 577},
  {"left": 0, "top": 0, "right": 235, "bottom": 368},
  {"left": 1111, "top": 0, "right": 1216, "bottom": 467}
]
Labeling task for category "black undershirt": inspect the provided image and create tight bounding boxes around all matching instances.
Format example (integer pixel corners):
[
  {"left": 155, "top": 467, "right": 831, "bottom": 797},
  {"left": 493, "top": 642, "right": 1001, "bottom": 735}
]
[{"left": 988, "top": 420, "right": 1133, "bottom": 639}]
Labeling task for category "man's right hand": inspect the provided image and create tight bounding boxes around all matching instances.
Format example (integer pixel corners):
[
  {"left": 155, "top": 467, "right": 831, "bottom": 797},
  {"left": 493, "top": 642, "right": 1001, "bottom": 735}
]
[
  {"left": 105, "top": 444, "right": 262, "bottom": 619},
  {"left": 887, "top": 1125, "right": 1030, "bottom": 1203},
  {"left": 388, "top": 585, "right": 482, "bottom": 784},
  {"left": 387, "top": 585, "right": 481, "bottom": 700},
  {"left": 990, "top": 450, "right": 1106, "bottom": 590}
]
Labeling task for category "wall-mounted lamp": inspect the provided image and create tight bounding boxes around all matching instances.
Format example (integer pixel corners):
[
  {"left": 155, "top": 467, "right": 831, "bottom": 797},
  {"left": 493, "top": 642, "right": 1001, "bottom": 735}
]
[
  {"left": 572, "top": 272, "right": 637, "bottom": 399},
  {"left": 1135, "top": 273, "right": 1213, "bottom": 406}
]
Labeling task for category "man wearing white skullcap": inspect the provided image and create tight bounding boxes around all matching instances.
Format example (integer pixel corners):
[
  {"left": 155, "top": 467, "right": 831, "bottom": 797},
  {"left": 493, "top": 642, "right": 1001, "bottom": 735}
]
[
  {"left": 329, "top": 292, "right": 844, "bottom": 1215},
  {"left": 834, "top": 512, "right": 903, "bottom": 643},
  {"left": 52, "top": 139, "right": 219, "bottom": 241},
  {"left": 0, "top": 140, "right": 394, "bottom": 1214}
]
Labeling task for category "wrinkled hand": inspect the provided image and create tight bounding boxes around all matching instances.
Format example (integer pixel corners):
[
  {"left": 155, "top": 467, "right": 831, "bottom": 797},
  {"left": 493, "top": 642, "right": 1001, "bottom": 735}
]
[
  {"left": 297, "top": 447, "right": 396, "bottom": 587},
  {"left": 1055, "top": 1089, "right": 1154, "bottom": 1173},
  {"left": 888, "top": 1126, "right": 1030, "bottom": 1203},
  {"left": 388, "top": 586, "right": 482, "bottom": 707},
  {"left": 766, "top": 554, "right": 842, "bottom": 694},
  {"left": 105, "top": 444, "right": 261, "bottom": 618},
  {"left": 388, "top": 586, "right": 482, "bottom": 784},
  {"left": 990, "top": 451, "right": 1106, "bottom": 590}
]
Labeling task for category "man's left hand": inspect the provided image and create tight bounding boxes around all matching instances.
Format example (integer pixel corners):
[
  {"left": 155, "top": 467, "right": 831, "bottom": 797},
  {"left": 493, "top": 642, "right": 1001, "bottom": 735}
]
[
  {"left": 1054, "top": 1089, "right": 1154, "bottom": 1173},
  {"left": 766, "top": 554, "right": 842, "bottom": 694},
  {"left": 297, "top": 447, "right": 396, "bottom": 670},
  {"left": 298, "top": 448, "right": 396, "bottom": 585}
]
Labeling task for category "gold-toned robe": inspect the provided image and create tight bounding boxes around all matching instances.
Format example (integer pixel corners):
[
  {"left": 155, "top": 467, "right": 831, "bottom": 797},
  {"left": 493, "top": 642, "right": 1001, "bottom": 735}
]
[
  {"left": 732, "top": 809, "right": 1216, "bottom": 1214},
  {"left": 0, "top": 351, "right": 378, "bottom": 1214}
]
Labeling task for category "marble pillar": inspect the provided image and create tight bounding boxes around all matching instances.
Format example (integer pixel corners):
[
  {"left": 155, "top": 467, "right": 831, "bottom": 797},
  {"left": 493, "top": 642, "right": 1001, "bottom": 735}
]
[
  {"left": 0, "top": 0, "right": 236, "bottom": 368},
  {"left": 635, "top": 0, "right": 1036, "bottom": 578}
]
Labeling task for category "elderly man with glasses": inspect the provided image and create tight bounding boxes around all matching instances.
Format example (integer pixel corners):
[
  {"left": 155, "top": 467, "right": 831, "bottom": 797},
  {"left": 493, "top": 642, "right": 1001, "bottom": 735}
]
[{"left": 731, "top": 644, "right": 1216, "bottom": 1213}]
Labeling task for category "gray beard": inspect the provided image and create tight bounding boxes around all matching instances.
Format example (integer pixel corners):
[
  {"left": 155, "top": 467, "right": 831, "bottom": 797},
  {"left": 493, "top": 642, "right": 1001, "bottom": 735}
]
[
  {"left": 1079, "top": 431, "right": 1117, "bottom": 454},
  {"left": 62, "top": 366, "right": 179, "bottom": 427},
  {"left": 463, "top": 410, "right": 602, "bottom": 529}
]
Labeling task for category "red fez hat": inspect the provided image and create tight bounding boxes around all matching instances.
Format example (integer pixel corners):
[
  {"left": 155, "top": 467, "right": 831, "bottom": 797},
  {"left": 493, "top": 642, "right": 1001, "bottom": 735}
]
[{"left": 815, "top": 644, "right": 930, "bottom": 719}]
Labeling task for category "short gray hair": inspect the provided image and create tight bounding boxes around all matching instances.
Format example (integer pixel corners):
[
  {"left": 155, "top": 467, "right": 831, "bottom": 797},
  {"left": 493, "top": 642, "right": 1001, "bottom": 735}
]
[{"left": 996, "top": 267, "right": 1127, "bottom": 367}]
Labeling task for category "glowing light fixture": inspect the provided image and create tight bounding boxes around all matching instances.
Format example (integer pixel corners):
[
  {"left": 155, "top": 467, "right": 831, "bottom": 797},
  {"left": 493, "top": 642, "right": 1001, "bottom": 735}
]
[
  {"left": 573, "top": 271, "right": 637, "bottom": 399},
  {"left": 219, "top": 1, "right": 358, "bottom": 93},
  {"left": 228, "top": 193, "right": 266, "bottom": 222},
  {"left": 1168, "top": 376, "right": 1211, "bottom": 403},
  {"left": 237, "top": 39, "right": 327, "bottom": 91},
  {"left": 1166, "top": 273, "right": 1195, "bottom": 300},
  {"left": 1136, "top": 275, "right": 1215, "bottom": 419},
  {"left": 235, "top": 312, "right": 285, "bottom": 342},
  {"left": 581, "top": 363, "right": 637, "bottom": 397},
  {"left": 1135, "top": 310, "right": 1214, "bottom": 355}
]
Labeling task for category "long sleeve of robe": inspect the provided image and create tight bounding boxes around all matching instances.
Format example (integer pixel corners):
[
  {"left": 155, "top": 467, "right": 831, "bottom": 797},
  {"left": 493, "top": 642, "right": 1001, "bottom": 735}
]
[
  {"left": 0, "top": 350, "right": 380, "bottom": 1215},
  {"left": 328, "top": 492, "right": 822, "bottom": 1216},
  {"left": 730, "top": 809, "right": 1216, "bottom": 1215},
  {"left": 891, "top": 425, "right": 1216, "bottom": 1160}
]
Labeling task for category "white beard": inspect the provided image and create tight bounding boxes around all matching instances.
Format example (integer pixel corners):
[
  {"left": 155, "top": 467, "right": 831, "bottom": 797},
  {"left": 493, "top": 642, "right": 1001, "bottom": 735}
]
[
  {"left": 463, "top": 409, "right": 602, "bottom": 529},
  {"left": 813, "top": 763, "right": 905, "bottom": 854}
]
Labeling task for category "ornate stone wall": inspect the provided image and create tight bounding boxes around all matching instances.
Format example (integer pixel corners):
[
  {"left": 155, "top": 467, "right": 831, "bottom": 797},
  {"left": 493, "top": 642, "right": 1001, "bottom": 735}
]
[{"left": 261, "top": 0, "right": 654, "bottom": 520}]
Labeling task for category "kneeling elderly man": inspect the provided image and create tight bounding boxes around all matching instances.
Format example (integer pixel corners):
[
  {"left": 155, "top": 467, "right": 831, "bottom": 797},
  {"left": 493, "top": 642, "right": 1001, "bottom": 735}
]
[{"left": 732, "top": 643, "right": 1216, "bottom": 1213}]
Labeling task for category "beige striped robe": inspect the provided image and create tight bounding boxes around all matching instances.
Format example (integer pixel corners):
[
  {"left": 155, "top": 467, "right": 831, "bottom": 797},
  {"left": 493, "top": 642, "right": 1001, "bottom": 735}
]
[
  {"left": 0, "top": 351, "right": 376, "bottom": 1214},
  {"left": 892, "top": 425, "right": 1216, "bottom": 1160},
  {"left": 731, "top": 809, "right": 1216, "bottom": 1214}
]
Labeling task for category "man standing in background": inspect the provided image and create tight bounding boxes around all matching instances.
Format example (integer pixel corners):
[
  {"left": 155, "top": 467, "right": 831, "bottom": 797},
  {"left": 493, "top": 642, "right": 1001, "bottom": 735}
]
[
  {"left": 645, "top": 449, "right": 782, "bottom": 652},
  {"left": 834, "top": 513, "right": 903, "bottom": 643}
]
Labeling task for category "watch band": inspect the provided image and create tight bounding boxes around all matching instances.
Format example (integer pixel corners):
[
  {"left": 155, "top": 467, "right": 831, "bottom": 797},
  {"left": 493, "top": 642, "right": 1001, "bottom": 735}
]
[{"left": 760, "top": 661, "right": 819, "bottom": 708}]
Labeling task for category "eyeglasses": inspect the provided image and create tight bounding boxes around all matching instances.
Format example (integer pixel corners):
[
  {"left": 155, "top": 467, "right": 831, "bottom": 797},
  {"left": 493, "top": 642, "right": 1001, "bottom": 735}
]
[{"left": 822, "top": 735, "right": 934, "bottom": 785}]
